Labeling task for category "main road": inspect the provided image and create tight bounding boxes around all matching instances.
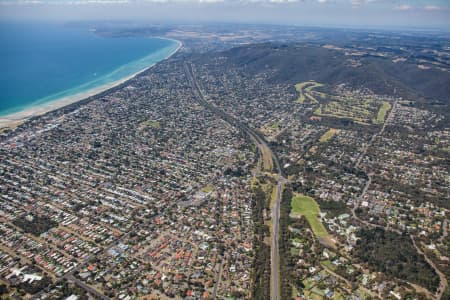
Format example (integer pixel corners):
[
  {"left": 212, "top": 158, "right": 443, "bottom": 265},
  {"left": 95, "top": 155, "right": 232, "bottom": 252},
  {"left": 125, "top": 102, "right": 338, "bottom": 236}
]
[{"left": 184, "top": 62, "right": 284, "bottom": 300}]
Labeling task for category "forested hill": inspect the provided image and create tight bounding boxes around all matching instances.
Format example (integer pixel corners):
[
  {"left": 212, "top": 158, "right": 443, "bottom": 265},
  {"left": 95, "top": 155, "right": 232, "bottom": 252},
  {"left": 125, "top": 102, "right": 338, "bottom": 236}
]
[{"left": 217, "top": 43, "right": 449, "bottom": 110}]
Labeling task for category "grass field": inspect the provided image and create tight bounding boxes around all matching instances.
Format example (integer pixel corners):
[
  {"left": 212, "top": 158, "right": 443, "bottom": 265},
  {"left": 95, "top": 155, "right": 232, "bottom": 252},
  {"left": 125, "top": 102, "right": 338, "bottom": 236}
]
[
  {"left": 319, "top": 128, "right": 338, "bottom": 143},
  {"left": 314, "top": 106, "right": 322, "bottom": 115},
  {"left": 201, "top": 185, "right": 214, "bottom": 193},
  {"left": 270, "top": 122, "right": 280, "bottom": 129},
  {"left": 271, "top": 183, "right": 279, "bottom": 208},
  {"left": 260, "top": 145, "right": 273, "bottom": 172},
  {"left": 321, "top": 260, "right": 337, "bottom": 271},
  {"left": 374, "top": 101, "right": 391, "bottom": 124},
  {"left": 291, "top": 194, "right": 335, "bottom": 248}
]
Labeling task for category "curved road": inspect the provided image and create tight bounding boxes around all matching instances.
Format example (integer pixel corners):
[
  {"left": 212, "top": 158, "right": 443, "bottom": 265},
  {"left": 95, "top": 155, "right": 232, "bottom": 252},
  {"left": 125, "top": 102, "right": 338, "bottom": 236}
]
[{"left": 184, "top": 62, "right": 284, "bottom": 300}]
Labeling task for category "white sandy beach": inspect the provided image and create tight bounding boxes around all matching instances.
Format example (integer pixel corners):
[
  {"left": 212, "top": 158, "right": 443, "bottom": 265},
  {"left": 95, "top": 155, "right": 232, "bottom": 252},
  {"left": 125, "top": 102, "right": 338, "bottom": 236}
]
[{"left": 0, "top": 39, "right": 182, "bottom": 130}]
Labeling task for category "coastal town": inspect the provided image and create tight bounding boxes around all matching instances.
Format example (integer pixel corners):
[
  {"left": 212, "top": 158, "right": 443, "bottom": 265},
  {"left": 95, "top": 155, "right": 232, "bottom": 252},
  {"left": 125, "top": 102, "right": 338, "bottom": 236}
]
[
  {"left": 0, "top": 55, "right": 258, "bottom": 299},
  {"left": 0, "top": 25, "right": 449, "bottom": 300}
]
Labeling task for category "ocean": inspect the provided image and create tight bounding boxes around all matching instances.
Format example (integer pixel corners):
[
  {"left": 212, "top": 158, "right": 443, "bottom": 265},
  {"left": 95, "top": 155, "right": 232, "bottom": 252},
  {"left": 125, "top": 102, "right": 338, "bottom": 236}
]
[{"left": 0, "top": 22, "right": 179, "bottom": 116}]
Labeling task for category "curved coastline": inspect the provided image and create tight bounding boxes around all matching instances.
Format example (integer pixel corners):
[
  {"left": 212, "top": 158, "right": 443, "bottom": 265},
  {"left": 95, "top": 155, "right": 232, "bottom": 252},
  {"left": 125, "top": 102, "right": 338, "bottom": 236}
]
[{"left": 0, "top": 38, "right": 182, "bottom": 130}]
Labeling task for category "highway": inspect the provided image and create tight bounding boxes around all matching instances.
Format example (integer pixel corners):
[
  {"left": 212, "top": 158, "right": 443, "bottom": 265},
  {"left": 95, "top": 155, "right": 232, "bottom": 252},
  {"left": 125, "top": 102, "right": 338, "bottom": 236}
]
[
  {"left": 212, "top": 259, "right": 225, "bottom": 299},
  {"left": 184, "top": 62, "right": 284, "bottom": 300},
  {"left": 271, "top": 180, "right": 282, "bottom": 300}
]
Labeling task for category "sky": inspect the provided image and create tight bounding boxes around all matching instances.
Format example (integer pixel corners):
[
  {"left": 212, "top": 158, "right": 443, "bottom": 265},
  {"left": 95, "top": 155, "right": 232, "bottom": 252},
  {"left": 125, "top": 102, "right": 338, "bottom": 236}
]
[{"left": 0, "top": 0, "right": 449, "bottom": 30}]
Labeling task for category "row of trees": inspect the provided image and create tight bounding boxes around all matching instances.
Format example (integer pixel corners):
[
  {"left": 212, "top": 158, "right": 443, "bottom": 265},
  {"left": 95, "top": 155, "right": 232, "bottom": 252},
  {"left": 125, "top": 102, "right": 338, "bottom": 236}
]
[
  {"left": 279, "top": 186, "right": 294, "bottom": 300},
  {"left": 251, "top": 181, "right": 271, "bottom": 299}
]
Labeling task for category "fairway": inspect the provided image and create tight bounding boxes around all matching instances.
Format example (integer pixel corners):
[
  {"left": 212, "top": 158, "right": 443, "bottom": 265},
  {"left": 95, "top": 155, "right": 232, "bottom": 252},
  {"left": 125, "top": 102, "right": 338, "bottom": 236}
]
[
  {"left": 309, "top": 87, "right": 391, "bottom": 125},
  {"left": 295, "top": 81, "right": 311, "bottom": 103},
  {"left": 374, "top": 101, "right": 391, "bottom": 124},
  {"left": 295, "top": 81, "right": 324, "bottom": 104},
  {"left": 291, "top": 194, "right": 335, "bottom": 248},
  {"left": 319, "top": 128, "right": 338, "bottom": 143},
  {"left": 201, "top": 184, "right": 214, "bottom": 193}
]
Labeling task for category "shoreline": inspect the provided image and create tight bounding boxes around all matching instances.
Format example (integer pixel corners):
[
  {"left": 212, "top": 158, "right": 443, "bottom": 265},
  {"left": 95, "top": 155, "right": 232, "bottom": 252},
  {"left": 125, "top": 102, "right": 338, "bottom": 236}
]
[{"left": 0, "top": 38, "right": 182, "bottom": 130}]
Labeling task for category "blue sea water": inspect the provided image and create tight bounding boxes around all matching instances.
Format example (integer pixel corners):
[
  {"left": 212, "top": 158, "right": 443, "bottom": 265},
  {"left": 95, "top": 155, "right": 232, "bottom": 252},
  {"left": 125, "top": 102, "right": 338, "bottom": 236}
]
[{"left": 0, "top": 22, "right": 179, "bottom": 116}]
